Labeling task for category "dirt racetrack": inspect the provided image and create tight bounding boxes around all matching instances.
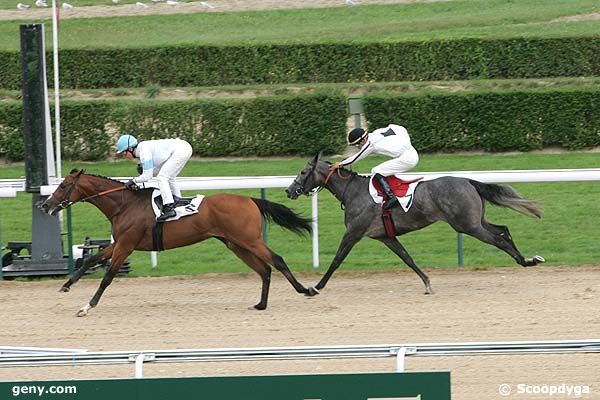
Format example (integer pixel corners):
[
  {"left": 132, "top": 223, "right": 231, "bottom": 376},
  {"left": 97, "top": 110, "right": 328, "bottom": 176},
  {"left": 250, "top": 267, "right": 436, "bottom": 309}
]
[{"left": 1, "top": 265, "right": 600, "bottom": 399}]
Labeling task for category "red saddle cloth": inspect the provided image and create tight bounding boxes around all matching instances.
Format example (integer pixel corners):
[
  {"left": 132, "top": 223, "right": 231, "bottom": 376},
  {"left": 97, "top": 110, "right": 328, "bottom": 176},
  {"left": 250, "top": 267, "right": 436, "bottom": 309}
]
[{"left": 372, "top": 176, "right": 423, "bottom": 198}]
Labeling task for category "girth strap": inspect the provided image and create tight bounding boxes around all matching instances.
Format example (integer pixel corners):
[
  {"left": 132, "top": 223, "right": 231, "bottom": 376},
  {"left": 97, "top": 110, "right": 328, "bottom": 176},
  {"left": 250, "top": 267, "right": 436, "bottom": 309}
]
[
  {"left": 152, "top": 222, "right": 165, "bottom": 251},
  {"left": 381, "top": 208, "right": 396, "bottom": 238}
]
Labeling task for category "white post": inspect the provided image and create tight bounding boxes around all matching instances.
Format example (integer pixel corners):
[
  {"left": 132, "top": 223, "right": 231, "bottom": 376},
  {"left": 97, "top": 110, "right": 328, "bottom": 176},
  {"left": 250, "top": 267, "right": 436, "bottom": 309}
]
[
  {"left": 311, "top": 193, "right": 319, "bottom": 268},
  {"left": 395, "top": 347, "right": 407, "bottom": 372},
  {"left": 131, "top": 353, "right": 154, "bottom": 378},
  {"left": 51, "top": 0, "right": 61, "bottom": 179},
  {"left": 134, "top": 353, "right": 145, "bottom": 378},
  {"left": 151, "top": 251, "right": 158, "bottom": 268}
]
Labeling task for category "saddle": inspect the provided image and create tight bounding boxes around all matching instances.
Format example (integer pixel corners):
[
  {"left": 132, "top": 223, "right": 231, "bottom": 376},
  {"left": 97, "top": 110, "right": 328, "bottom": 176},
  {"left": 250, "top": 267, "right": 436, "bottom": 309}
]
[
  {"left": 150, "top": 190, "right": 205, "bottom": 222},
  {"left": 153, "top": 195, "right": 195, "bottom": 210},
  {"left": 371, "top": 176, "right": 423, "bottom": 238},
  {"left": 371, "top": 176, "right": 423, "bottom": 199}
]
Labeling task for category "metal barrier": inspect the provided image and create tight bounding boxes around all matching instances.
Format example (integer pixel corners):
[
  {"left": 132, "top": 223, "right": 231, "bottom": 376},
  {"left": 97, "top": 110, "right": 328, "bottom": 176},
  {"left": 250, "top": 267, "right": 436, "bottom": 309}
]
[{"left": 2, "top": 339, "right": 599, "bottom": 377}]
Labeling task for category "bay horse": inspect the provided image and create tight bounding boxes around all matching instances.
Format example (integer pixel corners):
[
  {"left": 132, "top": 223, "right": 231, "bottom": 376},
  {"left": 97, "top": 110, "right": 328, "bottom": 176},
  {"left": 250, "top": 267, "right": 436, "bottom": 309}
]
[
  {"left": 41, "top": 169, "right": 317, "bottom": 316},
  {"left": 286, "top": 153, "right": 545, "bottom": 295}
]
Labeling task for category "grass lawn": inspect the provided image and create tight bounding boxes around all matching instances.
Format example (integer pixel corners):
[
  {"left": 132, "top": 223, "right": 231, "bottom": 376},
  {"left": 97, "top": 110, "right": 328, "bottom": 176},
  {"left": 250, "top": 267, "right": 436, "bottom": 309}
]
[
  {"left": 1, "top": 151, "right": 599, "bottom": 280},
  {"left": 0, "top": 0, "right": 599, "bottom": 50}
]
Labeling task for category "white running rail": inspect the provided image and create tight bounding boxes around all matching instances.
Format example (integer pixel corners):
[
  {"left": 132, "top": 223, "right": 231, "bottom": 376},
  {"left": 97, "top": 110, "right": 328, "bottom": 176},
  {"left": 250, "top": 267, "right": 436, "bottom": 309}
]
[
  {"left": 3, "top": 168, "right": 600, "bottom": 268},
  {"left": 1, "top": 340, "right": 599, "bottom": 377}
]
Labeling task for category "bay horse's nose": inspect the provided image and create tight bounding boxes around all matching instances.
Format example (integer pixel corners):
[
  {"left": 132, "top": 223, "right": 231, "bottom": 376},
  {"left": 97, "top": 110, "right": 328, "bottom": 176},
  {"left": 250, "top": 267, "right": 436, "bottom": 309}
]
[{"left": 38, "top": 198, "right": 51, "bottom": 214}]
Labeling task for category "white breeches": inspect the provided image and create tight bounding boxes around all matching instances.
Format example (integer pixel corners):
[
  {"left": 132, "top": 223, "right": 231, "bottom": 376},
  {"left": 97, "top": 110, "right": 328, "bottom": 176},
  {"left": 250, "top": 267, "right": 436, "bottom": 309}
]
[
  {"left": 371, "top": 147, "right": 419, "bottom": 176},
  {"left": 156, "top": 141, "right": 193, "bottom": 205}
]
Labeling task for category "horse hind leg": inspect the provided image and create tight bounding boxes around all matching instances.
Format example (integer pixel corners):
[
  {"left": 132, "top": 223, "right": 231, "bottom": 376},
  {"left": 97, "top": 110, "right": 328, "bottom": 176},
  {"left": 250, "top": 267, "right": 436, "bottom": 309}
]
[
  {"left": 485, "top": 223, "right": 544, "bottom": 266},
  {"left": 224, "top": 240, "right": 272, "bottom": 310},
  {"left": 245, "top": 240, "right": 316, "bottom": 297},
  {"left": 466, "top": 222, "right": 543, "bottom": 267}
]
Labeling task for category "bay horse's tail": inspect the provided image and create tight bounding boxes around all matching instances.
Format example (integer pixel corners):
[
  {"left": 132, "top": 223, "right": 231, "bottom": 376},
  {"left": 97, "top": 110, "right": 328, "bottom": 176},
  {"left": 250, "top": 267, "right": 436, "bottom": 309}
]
[
  {"left": 252, "top": 198, "right": 312, "bottom": 235},
  {"left": 468, "top": 179, "right": 543, "bottom": 219}
]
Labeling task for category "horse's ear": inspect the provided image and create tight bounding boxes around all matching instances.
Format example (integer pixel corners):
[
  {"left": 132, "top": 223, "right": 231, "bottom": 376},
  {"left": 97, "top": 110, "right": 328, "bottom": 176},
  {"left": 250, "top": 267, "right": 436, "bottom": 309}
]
[
  {"left": 313, "top": 151, "right": 323, "bottom": 163},
  {"left": 70, "top": 168, "right": 79, "bottom": 174}
]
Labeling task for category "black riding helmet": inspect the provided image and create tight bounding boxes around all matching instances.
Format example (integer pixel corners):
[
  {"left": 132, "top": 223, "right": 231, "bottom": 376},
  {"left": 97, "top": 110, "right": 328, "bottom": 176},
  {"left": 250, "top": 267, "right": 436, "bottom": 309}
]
[{"left": 347, "top": 128, "right": 367, "bottom": 145}]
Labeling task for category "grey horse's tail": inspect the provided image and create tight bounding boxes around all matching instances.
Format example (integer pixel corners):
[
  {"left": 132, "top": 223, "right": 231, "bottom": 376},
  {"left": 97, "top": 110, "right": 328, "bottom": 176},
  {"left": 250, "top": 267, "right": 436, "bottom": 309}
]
[
  {"left": 468, "top": 179, "right": 543, "bottom": 219},
  {"left": 252, "top": 198, "right": 312, "bottom": 235}
]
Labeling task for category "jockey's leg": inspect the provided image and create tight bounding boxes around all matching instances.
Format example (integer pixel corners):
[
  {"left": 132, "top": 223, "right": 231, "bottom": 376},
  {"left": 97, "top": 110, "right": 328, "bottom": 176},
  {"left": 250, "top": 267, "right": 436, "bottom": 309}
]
[
  {"left": 156, "top": 173, "right": 176, "bottom": 221},
  {"left": 166, "top": 141, "right": 192, "bottom": 202},
  {"left": 373, "top": 173, "right": 399, "bottom": 210},
  {"left": 371, "top": 149, "right": 419, "bottom": 210}
]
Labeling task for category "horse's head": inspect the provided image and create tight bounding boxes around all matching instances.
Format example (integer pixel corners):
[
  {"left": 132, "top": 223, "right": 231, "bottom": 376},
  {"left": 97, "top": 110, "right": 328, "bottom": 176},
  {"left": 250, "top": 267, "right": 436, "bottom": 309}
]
[
  {"left": 286, "top": 152, "right": 330, "bottom": 199},
  {"left": 41, "top": 169, "right": 86, "bottom": 215}
]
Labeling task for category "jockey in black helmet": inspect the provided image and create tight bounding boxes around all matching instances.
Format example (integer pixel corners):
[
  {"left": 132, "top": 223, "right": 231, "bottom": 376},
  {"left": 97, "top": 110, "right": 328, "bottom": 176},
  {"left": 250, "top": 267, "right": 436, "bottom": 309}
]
[{"left": 331, "top": 125, "right": 419, "bottom": 210}]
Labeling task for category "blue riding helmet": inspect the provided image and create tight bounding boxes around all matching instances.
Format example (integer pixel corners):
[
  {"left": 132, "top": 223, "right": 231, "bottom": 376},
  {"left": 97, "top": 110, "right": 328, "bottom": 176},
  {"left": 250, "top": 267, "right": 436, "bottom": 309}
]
[{"left": 116, "top": 134, "right": 138, "bottom": 154}]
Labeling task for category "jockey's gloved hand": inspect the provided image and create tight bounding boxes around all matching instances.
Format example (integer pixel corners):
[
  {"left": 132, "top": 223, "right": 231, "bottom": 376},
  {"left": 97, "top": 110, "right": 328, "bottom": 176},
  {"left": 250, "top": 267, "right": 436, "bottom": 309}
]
[
  {"left": 124, "top": 179, "right": 139, "bottom": 191},
  {"left": 136, "top": 163, "right": 143, "bottom": 174}
]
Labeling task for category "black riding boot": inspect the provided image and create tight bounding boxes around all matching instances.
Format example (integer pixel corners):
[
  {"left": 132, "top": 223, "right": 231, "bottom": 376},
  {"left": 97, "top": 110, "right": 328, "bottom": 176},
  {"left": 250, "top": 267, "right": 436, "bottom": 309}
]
[
  {"left": 374, "top": 173, "right": 399, "bottom": 210},
  {"left": 157, "top": 203, "right": 176, "bottom": 221}
]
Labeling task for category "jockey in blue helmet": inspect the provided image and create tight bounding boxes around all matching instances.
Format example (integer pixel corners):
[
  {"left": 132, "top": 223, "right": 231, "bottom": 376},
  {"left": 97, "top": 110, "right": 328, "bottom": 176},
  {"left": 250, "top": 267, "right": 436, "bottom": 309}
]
[{"left": 115, "top": 134, "right": 193, "bottom": 222}]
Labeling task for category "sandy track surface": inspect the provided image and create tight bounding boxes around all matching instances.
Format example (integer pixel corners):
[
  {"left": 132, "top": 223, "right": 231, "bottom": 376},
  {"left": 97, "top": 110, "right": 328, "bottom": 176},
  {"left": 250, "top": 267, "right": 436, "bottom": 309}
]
[{"left": 1, "top": 265, "right": 599, "bottom": 398}]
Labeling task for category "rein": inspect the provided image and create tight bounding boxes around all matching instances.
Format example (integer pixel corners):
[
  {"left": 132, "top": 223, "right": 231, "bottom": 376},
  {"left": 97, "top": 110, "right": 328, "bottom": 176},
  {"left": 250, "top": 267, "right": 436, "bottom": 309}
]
[
  {"left": 59, "top": 185, "right": 126, "bottom": 209},
  {"left": 324, "top": 166, "right": 352, "bottom": 185}
]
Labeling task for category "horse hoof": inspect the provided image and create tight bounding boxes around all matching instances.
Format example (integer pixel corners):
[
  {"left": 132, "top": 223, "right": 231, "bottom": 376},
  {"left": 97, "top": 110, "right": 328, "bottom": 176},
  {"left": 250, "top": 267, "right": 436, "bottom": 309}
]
[
  {"left": 59, "top": 286, "right": 70, "bottom": 293},
  {"left": 533, "top": 255, "right": 545, "bottom": 264},
  {"left": 76, "top": 304, "right": 92, "bottom": 317},
  {"left": 424, "top": 289, "right": 434, "bottom": 295},
  {"left": 252, "top": 304, "right": 266, "bottom": 311},
  {"left": 306, "top": 287, "right": 320, "bottom": 297}
]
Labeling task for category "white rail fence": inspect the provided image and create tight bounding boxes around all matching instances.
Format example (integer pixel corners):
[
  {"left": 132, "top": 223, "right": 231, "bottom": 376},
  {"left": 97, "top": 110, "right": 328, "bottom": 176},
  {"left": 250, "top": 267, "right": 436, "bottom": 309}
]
[
  {"left": 1, "top": 339, "right": 600, "bottom": 378},
  {"left": 2, "top": 168, "right": 600, "bottom": 268}
]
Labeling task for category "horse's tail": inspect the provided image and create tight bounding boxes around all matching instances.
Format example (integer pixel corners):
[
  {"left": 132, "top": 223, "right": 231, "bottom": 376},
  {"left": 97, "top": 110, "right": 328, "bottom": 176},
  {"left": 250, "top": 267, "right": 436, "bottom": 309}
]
[
  {"left": 468, "top": 179, "right": 543, "bottom": 219},
  {"left": 251, "top": 198, "right": 312, "bottom": 235}
]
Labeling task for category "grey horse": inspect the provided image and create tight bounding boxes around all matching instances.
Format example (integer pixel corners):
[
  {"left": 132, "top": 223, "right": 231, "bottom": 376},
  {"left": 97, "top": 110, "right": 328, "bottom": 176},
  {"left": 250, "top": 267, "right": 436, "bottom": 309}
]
[{"left": 286, "top": 153, "right": 545, "bottom": 295}]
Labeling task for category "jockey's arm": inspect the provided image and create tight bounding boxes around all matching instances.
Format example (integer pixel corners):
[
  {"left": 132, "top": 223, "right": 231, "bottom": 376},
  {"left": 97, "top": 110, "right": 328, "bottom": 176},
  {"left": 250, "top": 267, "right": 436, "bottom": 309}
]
[
  {"left": 340, "top": 141, "right": 374, "bottom": 167},
  {"left": 133, "top": 147, "right": 154, "bottom": 183}
]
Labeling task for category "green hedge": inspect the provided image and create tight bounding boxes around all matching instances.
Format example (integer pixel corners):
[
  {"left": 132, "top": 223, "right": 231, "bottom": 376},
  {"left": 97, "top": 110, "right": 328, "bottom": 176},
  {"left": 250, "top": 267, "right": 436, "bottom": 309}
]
[
  {"left": 363, "top": 88, "right": 600, "bottom": 152},
  {"left": 3, "top": 88, "right": 599, "bottom": 161},
  {"left": 1, "top": 37, "right": 600, "bottom": 89},
  {"left": 0, "top": 92, "right": 348, "bottom": 161}
]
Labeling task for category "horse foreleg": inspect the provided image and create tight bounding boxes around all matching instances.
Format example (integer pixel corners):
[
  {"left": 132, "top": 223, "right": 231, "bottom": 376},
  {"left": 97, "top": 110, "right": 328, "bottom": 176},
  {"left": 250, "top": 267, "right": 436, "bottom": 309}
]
[
  {"left": 379, "top": 237, "right": 432, "bottom": 294},
  {"left": 76, "top": 244, "right": 132, "bottom": 317},
  {"left": 60, "top": 244, "right": 114, "bottom": 292},
  {"left": 314, "top": 231, "right": 362, "bottom": 291}
]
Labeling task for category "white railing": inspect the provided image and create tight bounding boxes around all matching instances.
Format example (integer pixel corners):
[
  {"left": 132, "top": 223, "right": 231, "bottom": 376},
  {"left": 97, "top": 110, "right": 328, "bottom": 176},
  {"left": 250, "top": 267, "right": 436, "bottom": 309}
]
[
  {"left": 3, "top": 168, "right": 600, "bottom": 268},
  {"left": 1, "top": 339, "right": 599, "bottom": 378}
]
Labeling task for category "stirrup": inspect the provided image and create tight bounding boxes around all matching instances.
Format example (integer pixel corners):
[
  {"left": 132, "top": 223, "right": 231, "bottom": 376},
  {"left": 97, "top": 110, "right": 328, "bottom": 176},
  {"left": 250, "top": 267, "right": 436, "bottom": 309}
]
[{"left": 157, "top": 209, "right": 176, "bottom": 221}]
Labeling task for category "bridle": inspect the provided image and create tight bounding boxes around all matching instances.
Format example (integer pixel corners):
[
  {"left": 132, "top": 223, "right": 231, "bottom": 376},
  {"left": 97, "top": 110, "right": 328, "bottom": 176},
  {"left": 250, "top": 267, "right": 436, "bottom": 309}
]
[
  {"left": 291, "top": 162, "right": 319, "bottom": 197},
  {"left": 54, "top": 174, "right": 126, "bottom": 210},
  {"left": 293, "top": 162, "right": 354, "bottom": 208}
]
